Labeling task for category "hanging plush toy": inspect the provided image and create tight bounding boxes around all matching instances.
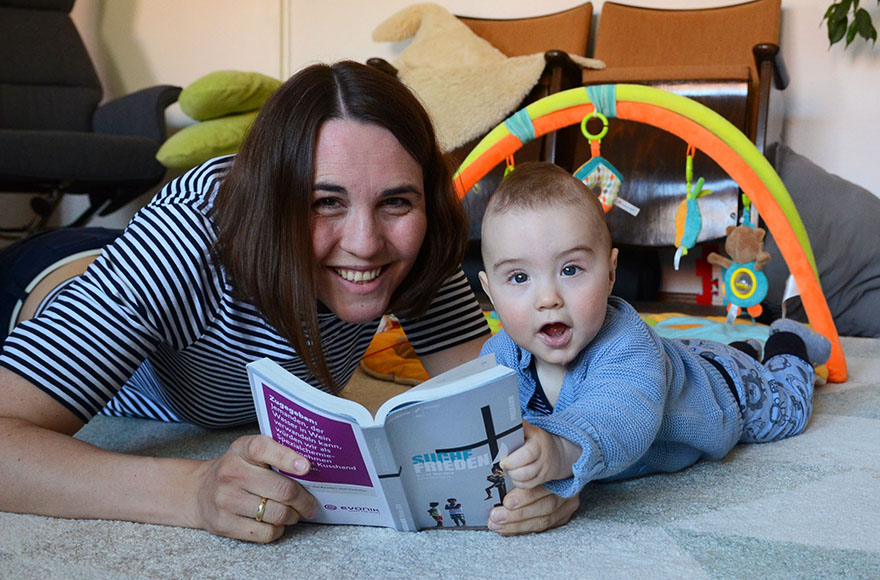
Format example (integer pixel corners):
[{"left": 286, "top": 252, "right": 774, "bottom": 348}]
[
  {"left": 707, "top": 209, "right": 771, "bottom": 323},
  {"left": 572, "top": 111, "right": 639, "bottom": 216},
  {"left": 673, "top": 145, "right": 712, "bottom": 270}
]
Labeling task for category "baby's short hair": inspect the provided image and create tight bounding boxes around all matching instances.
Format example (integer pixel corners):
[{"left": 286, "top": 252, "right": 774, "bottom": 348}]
[{"left": 482, "top": 161, "right": 611, "bottom": 250}]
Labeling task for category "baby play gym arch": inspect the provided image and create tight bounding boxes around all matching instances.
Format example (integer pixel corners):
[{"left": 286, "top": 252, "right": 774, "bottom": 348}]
[{"left": 453, "top": 84, "right": 846, "bottom": 382}]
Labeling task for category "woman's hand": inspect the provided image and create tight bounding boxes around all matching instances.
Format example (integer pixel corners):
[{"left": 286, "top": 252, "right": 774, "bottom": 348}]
[
  {"left": 0, "top": 370, "right": 314, "bottom": 543},
  {"left": 193, "top": 434, "right": 318, "bottom": 543},
  {"left": 486, "top": 422, "right": 583, "bottom": 535},
  {"left": 487, "top": 485, "right": 580, "bottom": 535}
]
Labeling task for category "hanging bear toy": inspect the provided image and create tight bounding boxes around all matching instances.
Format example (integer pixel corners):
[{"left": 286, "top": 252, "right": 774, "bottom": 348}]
[{"left": 707, "top": 222, "right": 771, "bottom": 324}]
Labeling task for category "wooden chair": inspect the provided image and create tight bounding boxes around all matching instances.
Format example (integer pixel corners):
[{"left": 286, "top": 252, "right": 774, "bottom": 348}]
[
  {"left": 369, "top": 3, "right": 592, "bottom": 172},
  {"left": 575, "top": 0, "right": 788, "bottom": 253},
  {"left": 456, "top": 4, "right": 592, "bottom": 173}
]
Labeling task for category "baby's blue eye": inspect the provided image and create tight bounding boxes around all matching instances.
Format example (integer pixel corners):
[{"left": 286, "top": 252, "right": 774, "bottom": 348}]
[
  {"left": 511, "top": 272, "right": 529, "bottom": 284},
  {"left": 561, "top": 265, "right": 580, "bottom": 276}
]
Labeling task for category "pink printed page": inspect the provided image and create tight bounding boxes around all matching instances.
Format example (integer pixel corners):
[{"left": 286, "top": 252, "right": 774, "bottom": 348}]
[{"left": 262, "top": 384, "right": 372, "bottom": 488}]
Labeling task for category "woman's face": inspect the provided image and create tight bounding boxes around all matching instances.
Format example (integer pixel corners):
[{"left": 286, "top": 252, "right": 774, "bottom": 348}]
[{"left": 311, "top": 119, "right": 428, "bottom": 324}]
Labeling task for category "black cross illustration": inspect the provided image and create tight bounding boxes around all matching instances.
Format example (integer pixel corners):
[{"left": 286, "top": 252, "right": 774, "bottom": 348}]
[
  {"left": 435, "top": 405, "right": 521, "bottom": 460},
  {"left": 435, "top": 405, "right": 522, "bottom": 503}
]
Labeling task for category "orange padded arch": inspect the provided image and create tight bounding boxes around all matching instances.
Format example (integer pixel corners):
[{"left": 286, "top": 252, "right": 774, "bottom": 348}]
[{"left": 454, "top": 87, "right": 846, "bottom": 382}]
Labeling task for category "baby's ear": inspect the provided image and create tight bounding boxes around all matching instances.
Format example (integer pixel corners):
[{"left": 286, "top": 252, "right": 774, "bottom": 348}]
[
  {"left": 478, "top": 271, "right": 493, "bottom": 304},
  {"left": 608, "top": 248, "right": 619, "bottom": 292}
]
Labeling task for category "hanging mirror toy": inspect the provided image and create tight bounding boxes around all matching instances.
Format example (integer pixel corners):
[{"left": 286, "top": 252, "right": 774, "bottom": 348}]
[
  {"left": 572, "top": 111, "right": 639, "bottom": 217},
  {"left": 707, "top": 196, "right": 771, "bottom": 324}
]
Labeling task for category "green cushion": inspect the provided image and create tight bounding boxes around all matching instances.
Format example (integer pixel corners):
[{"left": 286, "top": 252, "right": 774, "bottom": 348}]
[
  {"left": 179, "top": 70, "right": 281, "bottom": 121},
  {"left": 156, "top": 110, "right": 258, "bottom": 170}
]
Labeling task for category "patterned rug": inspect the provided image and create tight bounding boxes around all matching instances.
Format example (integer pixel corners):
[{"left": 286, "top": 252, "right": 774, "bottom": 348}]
[{"left": 1, "top": 336, "right": 878, "bottom": 579}]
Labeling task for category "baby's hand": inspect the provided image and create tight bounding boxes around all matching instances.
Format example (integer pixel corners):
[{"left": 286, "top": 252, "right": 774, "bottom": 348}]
[{"left": 499, "top": 422, "right": 580, "bottom": 489}]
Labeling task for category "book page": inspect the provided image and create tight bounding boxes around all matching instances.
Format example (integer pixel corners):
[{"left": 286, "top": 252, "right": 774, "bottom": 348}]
[
  {"left": 250, "top": 358, "right": 376, "bottom": 425},
  {"left": 248, "top": 359, "right": 397, "bottom": 528},
  {"left": 259, "top": 384, "right": 374, "bottom": 488},
  {"left": 406, "top": 354, "right": 498, "bottom": 392}
]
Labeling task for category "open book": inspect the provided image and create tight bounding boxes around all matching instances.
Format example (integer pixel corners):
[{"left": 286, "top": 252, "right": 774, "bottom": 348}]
[{"left": 247, "top": 355, "right": 523, "bottom": 531}]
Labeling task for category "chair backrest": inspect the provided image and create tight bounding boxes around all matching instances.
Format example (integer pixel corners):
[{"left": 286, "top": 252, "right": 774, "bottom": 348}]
[
  {"left": 593, "top": 0, "right": 781, "bottom": 135},
  {"left": 0, "top": 0, "right": 102, "bottom": 131},
  {"left": 459, "top": 3, "right": 592, "bottom": 58},
  {"left": 572, "top": 0, "right": 783, "bottom": 249}
]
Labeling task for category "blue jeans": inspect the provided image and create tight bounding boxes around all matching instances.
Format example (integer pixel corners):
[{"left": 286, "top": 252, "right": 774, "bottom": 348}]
[{"left": 0, "top": 228, "right": 122, "bottom": 338}]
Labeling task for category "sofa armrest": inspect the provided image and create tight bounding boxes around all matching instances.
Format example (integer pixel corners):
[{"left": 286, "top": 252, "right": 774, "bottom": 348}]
[{"left": 92, "top": 85, "right": 182, "bottom": 143}]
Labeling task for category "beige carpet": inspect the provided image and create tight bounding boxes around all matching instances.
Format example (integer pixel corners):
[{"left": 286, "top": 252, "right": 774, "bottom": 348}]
[{"left": 2, "top": 337, "right": 880, "bottom": 579}]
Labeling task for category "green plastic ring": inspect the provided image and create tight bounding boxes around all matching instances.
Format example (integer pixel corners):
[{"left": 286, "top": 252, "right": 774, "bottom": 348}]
[{"left": 581, "top": 111, "right": 609, "bottom": 141}]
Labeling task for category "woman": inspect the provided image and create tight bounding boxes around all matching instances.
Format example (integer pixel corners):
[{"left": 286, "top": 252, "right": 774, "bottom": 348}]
[{"left": 0, "top": 61, "right": 577, "bottom": 541}]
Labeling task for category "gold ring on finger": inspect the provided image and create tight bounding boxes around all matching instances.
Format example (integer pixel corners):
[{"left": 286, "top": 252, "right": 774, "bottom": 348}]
[{"left": 255, "top": 497, "right": 268, "bottom": 522}]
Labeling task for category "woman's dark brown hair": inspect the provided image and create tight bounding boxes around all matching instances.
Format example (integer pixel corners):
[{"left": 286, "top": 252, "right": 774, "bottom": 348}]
[{"left": 213, "top": 61, "right": 468, "bottom": 392}]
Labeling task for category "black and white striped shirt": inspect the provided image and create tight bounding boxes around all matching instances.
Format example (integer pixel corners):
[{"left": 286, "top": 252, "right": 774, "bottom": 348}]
[{"left": 0, "top": 157, "right": 489, "bottom": 428}]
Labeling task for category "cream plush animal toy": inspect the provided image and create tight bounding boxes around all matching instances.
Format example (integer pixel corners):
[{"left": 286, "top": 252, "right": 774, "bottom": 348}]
[{"left": 372, "top": 3, "right": 604, "bottom": 151}]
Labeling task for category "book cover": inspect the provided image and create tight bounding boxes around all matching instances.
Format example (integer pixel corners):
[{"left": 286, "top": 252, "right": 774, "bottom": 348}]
[{"left": 247, "top": 356, "right": 523, "bottom": 531}]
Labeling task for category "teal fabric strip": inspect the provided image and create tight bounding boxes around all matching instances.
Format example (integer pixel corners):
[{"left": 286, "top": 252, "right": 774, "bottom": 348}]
[
  {"left": 503, "top": 108, "right": 536, "bottom": 144},
  {"left": 586, "top": 85, "right": 618, "bottom": 118}
]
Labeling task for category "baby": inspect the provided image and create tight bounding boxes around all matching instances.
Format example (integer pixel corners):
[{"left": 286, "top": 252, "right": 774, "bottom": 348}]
[{"left": 479, "top": 162, "right": 830, "bottom": 532}]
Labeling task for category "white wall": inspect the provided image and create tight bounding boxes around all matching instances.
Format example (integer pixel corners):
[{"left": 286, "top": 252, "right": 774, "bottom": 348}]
[{"left": 38, "top": 0, "right": 880, "bottom": 229}]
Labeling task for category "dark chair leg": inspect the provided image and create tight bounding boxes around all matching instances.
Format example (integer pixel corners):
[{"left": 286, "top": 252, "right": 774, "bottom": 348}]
[
  {"left": 68, "top": 197, "right": 107, "bottom": 228},
  {"left": 1, "top": 189, "right": 108, "bottom": 239}
]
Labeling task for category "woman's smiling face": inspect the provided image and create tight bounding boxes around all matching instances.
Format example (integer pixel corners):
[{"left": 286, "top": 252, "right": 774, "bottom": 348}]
[{"left": 310, "top": 119, "right": 427, "bottom": 324}]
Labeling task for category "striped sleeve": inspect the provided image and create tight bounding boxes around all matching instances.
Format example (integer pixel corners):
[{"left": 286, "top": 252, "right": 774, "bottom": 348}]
[{"left": 397, "top": 269, "right": 490, "bottom": 355}]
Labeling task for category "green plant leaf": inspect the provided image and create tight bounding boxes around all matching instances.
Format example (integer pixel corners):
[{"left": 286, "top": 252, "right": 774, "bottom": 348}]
[
  {"left": 833, "top": 0, "right": 854, "bottom": 21},
  {"left": 829, "top": 16, "right": 849, "bottom": 44},
  {"left": 855, "top": 7, "right": 877, "bottom": 41},
  {"left": 824, "top": 0, "right": 879, "bottom": 47},
  {"left": 823, "top": 3, "right": 838, "bottom": 21},
  {"left": 847, "top": 20, "right": 859, "bottom": 45}
]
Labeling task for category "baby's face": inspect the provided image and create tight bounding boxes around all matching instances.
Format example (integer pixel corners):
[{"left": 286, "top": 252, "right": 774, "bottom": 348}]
[{"left": 480, "top": 202, "right": 617, "bottom": 373}]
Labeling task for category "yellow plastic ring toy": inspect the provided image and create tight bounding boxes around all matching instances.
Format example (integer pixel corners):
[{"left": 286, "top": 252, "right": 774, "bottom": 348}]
[{"left": 731, "top": 267, "right": 758, "bottom": 300}]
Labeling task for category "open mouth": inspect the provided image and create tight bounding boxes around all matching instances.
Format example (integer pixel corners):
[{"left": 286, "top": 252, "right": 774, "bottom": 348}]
[
  {"left": 539, "top": 322, "right": 571, "bottom": 347},
  {"left": 333, "top": 267, "right": 383, "bottom": 284},
  {"left": 541, "top": 322, "right": 569, "bottom": 337}
]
